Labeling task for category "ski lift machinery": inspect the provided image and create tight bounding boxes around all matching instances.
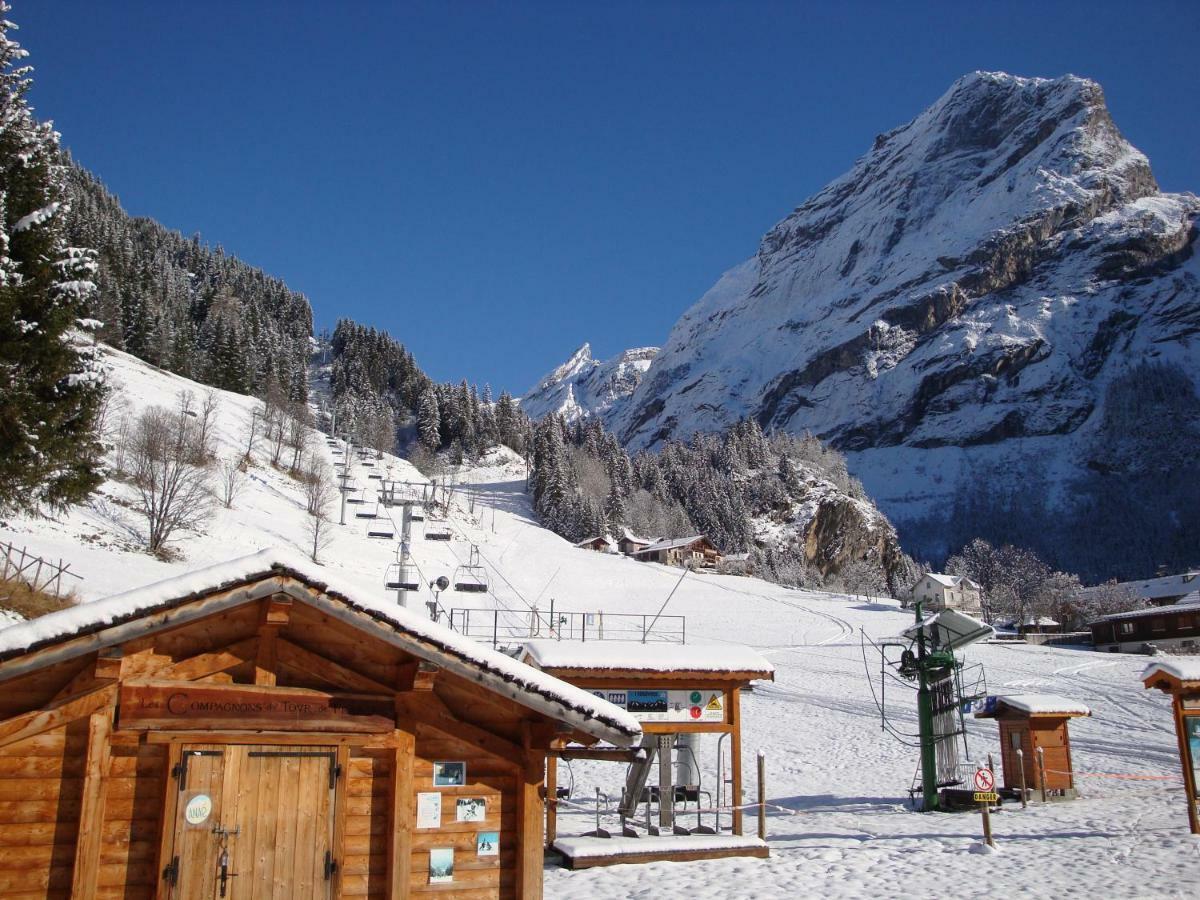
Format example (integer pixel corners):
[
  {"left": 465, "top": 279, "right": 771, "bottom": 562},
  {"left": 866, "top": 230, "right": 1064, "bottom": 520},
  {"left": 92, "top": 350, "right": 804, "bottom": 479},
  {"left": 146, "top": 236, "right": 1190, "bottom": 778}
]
[
  {"left": 863, "top": 604, "right": 993, "bottom": 812},
  {"left": 453, "top": 545, "right": 489, "bottom": 593}
]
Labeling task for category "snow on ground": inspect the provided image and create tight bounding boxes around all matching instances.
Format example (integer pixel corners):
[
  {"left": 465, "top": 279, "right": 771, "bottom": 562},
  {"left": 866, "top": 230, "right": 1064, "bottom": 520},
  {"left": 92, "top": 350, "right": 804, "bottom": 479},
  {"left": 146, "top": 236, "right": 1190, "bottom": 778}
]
[{"left": 2, "top": 346, "right": 1198, "bottom": 898}]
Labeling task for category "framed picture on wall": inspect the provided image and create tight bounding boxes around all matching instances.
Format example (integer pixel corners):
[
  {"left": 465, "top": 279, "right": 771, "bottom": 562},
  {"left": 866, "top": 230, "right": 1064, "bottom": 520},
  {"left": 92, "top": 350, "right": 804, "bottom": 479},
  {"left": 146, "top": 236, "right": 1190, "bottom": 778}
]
[
  {"left": 476, "top": 831, "right": 499, "bottom": 856},
  {"left": 433, "top": 761, "right": 466, "bottom": 786},
  {"left": 429, "top": 848, "right": 454, "bottom": 884},
  {"left": 456, "top": 797, "right": 485, "bottom": 822}
]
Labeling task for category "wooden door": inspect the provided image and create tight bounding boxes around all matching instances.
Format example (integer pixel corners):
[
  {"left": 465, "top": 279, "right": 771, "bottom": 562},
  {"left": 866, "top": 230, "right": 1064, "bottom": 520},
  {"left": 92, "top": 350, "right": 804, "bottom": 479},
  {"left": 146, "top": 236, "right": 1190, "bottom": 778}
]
[{"left": 164, "top": 744, "right": 338, "bottom": 900}]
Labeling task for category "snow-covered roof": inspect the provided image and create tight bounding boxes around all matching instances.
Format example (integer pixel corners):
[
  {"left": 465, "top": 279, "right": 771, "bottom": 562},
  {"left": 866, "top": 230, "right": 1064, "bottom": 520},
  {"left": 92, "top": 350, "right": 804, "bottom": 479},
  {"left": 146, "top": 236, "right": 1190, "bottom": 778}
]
[
  {"left": 922, "top": 572, "right": 979, "bottom": 590},
  {"left": 575, "top": 535, "right": 611, "bottom": 547},
  {"left": 635, "top": 535, "right": 712, "bottom": 555},
  {"left": 0, "top": 548, "right": 641, "bottom": 746},
  {"left": 1023, "top": 617, "right": 1060, "bottom": 626},
  {"left": 1084, "top": 571, "right": 1200, "bottom": 601},
  {"left": 992, "top": 694, "right": 1091, "bottom": 717},
  {"left": 1093, "top": 595, "right": 1200, "bottom": 623},
  {"left": 521, "top": 639, "right": 774, "bottom": 678},
  {"left": 619, "top": 528, "right": 654, "bottom": 545},
  {"left": 1142, "top": 657, "right": 1200, "bottom": 685}
]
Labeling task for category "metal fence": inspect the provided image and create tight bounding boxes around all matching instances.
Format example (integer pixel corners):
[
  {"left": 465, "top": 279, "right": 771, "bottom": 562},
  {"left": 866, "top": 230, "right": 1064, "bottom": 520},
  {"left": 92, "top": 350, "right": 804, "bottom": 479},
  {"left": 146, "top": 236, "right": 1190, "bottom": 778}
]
[{"left": 448, "top": 606, "right": 686, "bottom": 649}]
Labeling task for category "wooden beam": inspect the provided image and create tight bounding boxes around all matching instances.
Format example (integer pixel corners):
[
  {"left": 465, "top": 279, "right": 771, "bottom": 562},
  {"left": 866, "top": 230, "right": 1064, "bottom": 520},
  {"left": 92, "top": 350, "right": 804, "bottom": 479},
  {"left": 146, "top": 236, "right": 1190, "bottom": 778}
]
[
  {"left": 515, "top": 754, "right": 545, "bottom": 900},
  {"left": 331, "top": 744, "right": 350, "bottom": 897},
  {"left": 261, "top": 594, "right": 292, "bottom": 627},
  {"left": 0, "top": 683, "right": 117, "bottom": 750},
  {"left": 255, "top": 627, "right": 278, "bottom": 686},
  {"left": 275, "top": 638, "right": 394, "bottom": 695},
  {"left": 545, "top": 754, "right": 558, "bottom": 847},
  {"left": 158, "top": 637, "right": 259, "bottom": 682},
  {"left": 145, "top": 730, "right": 402, "bottom": 747},
  {"left": 395, "top": 693, "right": 523, "bottom": 768},
  {"left": 414, "top": 661, "right": 439, "bottom": 691},
  {"left": 70, "top": 707, "right": 114, "bottom": 898},
  {"left": 547, "top": 747, "right": 645, "bottom": 762},
  {"left": 387, "top": 729, "right": 415, "bottom": 898}
]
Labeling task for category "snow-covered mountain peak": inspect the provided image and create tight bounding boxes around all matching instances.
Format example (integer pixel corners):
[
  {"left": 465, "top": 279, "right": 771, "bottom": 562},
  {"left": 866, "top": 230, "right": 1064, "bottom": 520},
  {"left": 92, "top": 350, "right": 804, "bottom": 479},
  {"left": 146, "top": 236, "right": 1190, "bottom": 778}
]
[{"left": 521, "top": 344, "right": 659, "bottom": 425}]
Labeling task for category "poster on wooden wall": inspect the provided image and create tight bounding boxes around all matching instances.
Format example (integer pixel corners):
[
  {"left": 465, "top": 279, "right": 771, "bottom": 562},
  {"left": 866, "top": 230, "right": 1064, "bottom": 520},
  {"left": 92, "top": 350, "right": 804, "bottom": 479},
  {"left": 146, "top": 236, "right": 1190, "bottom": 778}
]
[
  {"left": 477, "top": 832, "right": 499, "bottom": 856},
  {"left": 430, "top": 848, "right": 454, "bottom": 884},
  {"left": 417, "top": 792, "right": 442, "bottom": 829},
  {"left": 456, "top": 797, "right": 485, "bottom": 822},
  {"left": 433, "top": 760, "right": 466, "bottom": 786}
]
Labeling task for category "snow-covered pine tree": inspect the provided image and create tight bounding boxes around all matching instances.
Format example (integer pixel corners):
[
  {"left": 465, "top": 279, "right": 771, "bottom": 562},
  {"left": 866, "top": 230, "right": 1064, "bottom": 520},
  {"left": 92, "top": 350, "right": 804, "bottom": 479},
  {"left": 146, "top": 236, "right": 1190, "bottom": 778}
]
[
  {"left": 417, "top": 385, "right": 441, "bottom": 450},
  {"left": 0, "top": 8, "right": 103, "bottom": 513}
]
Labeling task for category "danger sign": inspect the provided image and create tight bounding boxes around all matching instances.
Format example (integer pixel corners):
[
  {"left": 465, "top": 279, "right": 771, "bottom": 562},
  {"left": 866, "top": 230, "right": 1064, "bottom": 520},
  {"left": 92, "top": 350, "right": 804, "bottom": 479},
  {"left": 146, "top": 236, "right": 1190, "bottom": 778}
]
[{"left": 973, "top": 768, "right": 995, "bottom": 792}]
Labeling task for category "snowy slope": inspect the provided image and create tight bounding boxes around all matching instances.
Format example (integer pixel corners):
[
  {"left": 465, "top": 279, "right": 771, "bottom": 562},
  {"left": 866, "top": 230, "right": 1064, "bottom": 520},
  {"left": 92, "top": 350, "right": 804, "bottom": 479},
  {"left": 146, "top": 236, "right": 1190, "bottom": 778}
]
[
  {"left": 611, "top": 73, "right": 1200, "bottom": 571},
  {"left": 1, "top": 347, "right": 1196, "bottom": 897},
  {"left": 520, "top": 343, "right": 658, "bottom": 425}
]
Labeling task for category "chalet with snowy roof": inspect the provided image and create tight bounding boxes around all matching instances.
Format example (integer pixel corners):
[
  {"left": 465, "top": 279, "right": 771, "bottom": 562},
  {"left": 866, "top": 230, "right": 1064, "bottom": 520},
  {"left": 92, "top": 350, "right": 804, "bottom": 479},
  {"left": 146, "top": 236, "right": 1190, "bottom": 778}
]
[
  {"left": 1090, "top": 591, "right": 1200, "bottom": 653},
  {"left": 633, "top": 535, "right": 722, "bottom": 569},
  {"left": 0, "top": 549, "right": 639, "bottom": 899},
  {"left": 1142, "top": 658, "right": 1200, "bottom": 833},
  {"left": 908, "top": 572, "right": 983, "bottom": 615},
  {"left": 575, "top": 535, "right": 612, "bottom": 553},
  {"left": 617, "top": 529, "right": 654, "bottom": 556}
]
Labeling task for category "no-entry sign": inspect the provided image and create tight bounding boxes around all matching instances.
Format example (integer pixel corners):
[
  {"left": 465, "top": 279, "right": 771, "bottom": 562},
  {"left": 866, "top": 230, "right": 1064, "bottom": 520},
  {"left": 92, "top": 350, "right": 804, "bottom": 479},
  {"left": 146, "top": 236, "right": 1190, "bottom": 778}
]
[{"left": 974, "top": 768, "right": 996, "bottom": 792}]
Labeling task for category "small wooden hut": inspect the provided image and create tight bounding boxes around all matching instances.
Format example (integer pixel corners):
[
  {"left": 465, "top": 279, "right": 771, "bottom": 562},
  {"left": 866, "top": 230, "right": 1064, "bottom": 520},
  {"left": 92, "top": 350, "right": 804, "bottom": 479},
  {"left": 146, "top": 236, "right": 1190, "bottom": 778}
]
[
  {"left": 1142, "top": 658, "right": 1200, "bottom": 833},
  {"left": 632, "top": 536, "right": 722, "bottom": 569},
  {"left": 574, "top": 536, "right": 611, "bottom": 553},
  {"left": 973, "top": 694, "right": 1090, "bottom": 799},
  {"left": 521, "top": 640, "right": 772, "bottom": 869},
  {"left": 0, "top": 549, "right": 639, "bottom": 899}
]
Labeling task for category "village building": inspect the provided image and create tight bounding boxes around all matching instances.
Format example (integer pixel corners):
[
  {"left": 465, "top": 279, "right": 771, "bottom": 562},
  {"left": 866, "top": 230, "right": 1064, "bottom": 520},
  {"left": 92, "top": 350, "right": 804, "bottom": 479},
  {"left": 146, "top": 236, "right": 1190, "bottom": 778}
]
[
  {"left": 907, "top": 572, "right": 983, "bottom": 615},
  {"left": 574, "top": 535, "right": 612, "bottom": 553},
  {"left": 519, "top": 640, "right": 773, "bottom": 869},
  {"left": 1141, "top": 658, "right": 1200, "bottom": 833},
  {"left": 0, "top": 549, "right": 640, "bottom": 899},
  {"left": 616, "top": 530, "right": 654, "bottom": 557},
  {"left": 973, "top": 694, "right": 1090, "bottom": 800},
  {"left": 1083, "top": 570, "right": 1200, "bottom": 608},
  {"left": 633, "top": 535, "right": 722, "bottom": 569},
  {"left": 1090, "top": 593, "right": 1200, "bottom": 653}
]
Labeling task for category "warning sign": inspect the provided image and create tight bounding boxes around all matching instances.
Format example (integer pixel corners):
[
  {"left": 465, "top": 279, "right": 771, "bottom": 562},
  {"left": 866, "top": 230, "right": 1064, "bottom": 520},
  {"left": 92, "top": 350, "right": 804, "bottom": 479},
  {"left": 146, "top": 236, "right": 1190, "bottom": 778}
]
[
  {"left": 705, "top": 693, "right": 723, "bottom": 713},
  {"left": 973, "top": 769, "right": 996, "bottom": 792},
  {"left": 973, "top": 792, "right": 999, "bottom": 803}
]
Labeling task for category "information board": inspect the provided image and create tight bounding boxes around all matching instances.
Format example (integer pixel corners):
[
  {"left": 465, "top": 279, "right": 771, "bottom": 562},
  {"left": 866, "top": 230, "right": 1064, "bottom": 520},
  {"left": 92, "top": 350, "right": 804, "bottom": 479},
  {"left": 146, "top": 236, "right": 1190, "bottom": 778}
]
[{"left": 590, "top": 688, "right": 726, "bottom": 723}]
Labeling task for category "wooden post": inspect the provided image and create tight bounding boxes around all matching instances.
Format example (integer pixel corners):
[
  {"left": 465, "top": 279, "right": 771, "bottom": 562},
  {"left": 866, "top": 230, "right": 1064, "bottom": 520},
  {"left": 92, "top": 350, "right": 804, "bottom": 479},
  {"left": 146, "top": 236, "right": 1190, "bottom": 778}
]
[
  {"left": 1016, "top": 748, "right": 1028, "bottom": 808},
  {"left": 545, "top": 754, "right": 559, "bottom": 847},
  {"left": 1172, "top": 698, "right": 1200, "bottom": 834},
  {"left": 1036, "top": 746, "right": 1047, "bottom": 804},
  {"left": 980, "top": 797, "right": 994, "bottom": 848},
  {"left": 387, "top": 728, "right": 415, "bottom": 898},
  {"left": 731, "top": 688, "right": 744, "bottom": 836},
  {"left": 71, "top": 707, "right": 114, "bottom": 898},
  {"left": 757, "top": 750, "right": 766, "bottom": 841},
  {"left": 516, "top": 754, "right": 545, "bottom": 900}
]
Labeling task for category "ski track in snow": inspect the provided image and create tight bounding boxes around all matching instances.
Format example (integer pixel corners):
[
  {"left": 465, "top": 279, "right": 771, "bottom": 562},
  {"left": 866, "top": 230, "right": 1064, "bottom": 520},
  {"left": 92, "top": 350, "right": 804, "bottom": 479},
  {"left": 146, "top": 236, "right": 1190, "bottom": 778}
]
[{"left": 2, "top": 346, "right": 1198, "bottom": 898}]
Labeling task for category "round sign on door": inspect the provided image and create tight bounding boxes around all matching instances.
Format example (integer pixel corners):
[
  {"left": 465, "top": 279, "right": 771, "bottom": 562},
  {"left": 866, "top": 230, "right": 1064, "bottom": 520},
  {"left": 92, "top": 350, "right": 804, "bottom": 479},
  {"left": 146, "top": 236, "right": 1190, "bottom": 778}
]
[{"left": 184, "top": 793, "right": 213, "bottom": 826}]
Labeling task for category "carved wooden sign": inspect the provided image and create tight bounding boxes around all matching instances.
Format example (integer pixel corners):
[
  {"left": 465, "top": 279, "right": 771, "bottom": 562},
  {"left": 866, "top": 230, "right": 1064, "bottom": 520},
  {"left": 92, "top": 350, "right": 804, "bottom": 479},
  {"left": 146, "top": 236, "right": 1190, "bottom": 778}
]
[{"left": 118, "top": 681, "right": 393, "bottom": 733}]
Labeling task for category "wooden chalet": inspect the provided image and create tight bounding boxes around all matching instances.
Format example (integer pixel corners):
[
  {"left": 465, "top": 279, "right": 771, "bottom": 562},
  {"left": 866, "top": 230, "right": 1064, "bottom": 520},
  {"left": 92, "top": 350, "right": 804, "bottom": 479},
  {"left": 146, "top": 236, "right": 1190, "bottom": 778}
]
[
  {"left": 1142, "top": 658, "right": 1200, "bottom": 833},
  {"left": 573, "top": 536, "right": 611, "bottom": 553},
  {"left": 973, "top": 694, "right": 1090, "bottom": 800},
  {"left": 616, "top": 532, "right": 653, "bottom": 557},
  {"left": 632, "top": 536, "right": 722, "bottom": 569},
  {"left": 520, "top": 640, "right": 773, "bottom": 869},
  {"left": 0, "top": 549, "right": 640, "bottom": 899},
  {"left": 1091, "top": 595, "right": 1200, "bottom": 653}
]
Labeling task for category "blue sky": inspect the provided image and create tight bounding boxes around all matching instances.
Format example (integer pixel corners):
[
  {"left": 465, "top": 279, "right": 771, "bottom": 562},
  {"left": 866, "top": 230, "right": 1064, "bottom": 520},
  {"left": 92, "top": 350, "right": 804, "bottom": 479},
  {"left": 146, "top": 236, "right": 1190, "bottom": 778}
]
[{"left": 18, "top": 1, "right": 1199, "bottom": 394}]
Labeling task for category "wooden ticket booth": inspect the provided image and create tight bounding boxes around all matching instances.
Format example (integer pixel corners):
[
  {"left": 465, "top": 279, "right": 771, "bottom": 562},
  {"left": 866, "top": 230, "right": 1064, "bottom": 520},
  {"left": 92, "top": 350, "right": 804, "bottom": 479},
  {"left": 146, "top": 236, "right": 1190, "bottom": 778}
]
[
  {"left": 0, "top": 550, "right": 639, "bottom": 899},
  {"left": 973, "top": 694, "right": 1090, "bottom": 799},
  {"left": 1142, "top": 659, "right": 1200, "bottom": 833},
  {"left": 520, "top": 640, "right": 773, "bottom": 869}
]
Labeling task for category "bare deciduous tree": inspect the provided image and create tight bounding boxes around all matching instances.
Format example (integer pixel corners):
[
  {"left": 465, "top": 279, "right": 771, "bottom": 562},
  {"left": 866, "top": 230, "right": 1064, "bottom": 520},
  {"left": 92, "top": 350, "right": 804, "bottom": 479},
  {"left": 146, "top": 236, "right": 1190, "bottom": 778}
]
[
  {"left": 218, "top": 456, "right": 245, "bottom": 509},
  {"left": 129, "top": 407, "right": 212, "bottom": 555},
  {"left": 302, "top": 458, "right": 338, "bottom": 564},
  {"left": 196, "top": 390, "right": 221, "bottom": 463}
]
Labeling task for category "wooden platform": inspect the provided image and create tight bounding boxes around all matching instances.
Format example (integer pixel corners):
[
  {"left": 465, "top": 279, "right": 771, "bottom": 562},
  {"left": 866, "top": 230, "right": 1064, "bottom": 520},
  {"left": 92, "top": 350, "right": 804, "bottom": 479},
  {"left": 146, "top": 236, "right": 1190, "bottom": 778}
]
[{"left": 553, "top": 835, "right": 769, "bottom": 869}]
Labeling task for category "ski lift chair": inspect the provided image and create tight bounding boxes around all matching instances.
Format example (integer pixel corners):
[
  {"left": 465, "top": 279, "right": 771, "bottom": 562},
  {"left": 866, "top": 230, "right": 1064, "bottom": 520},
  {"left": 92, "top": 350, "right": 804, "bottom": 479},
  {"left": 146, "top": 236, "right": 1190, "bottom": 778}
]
[
  {"left": 354, "top": 500, "right": 380, "bottom": 520},
  {"left": 424, "top": 516, "right": 452, "bottom": 541},
  {"left": 345, "top": 488, "right": 367, "bottom": 506},
  {"left": 453, "top": 546, "right": 489, "bottom": 593},
  {"left": 384, "top": 563, "right": 419, "bottom": 592}
]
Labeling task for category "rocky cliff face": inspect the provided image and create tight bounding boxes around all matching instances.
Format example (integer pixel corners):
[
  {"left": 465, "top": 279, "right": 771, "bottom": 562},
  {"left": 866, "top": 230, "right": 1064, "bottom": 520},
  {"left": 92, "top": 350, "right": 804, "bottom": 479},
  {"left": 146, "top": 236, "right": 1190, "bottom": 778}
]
[
  {"left": 610, "top": 72, "right": 1200, "bottom": 579},
  {"left": 520, "top": 343, "right": 658, "bottom": 425}
]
